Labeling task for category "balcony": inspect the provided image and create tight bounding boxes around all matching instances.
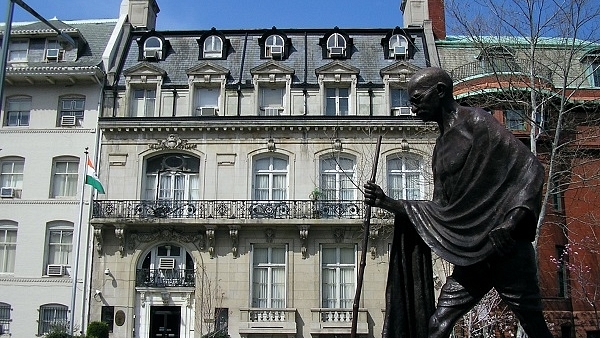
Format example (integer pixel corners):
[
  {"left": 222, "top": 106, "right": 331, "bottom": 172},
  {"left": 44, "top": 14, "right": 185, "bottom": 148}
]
[
  {"left": 135, "top": 268, "right": 195, "bottom": 287},
  {"left": 450, "top": 59, "right": 553, "bottom": 83},
  {"left": 238, "top": 308, "right": 297, "bottom": 336},
  {"left": 310, "top": 308, "right": 369, "bottom": 336},
  {"left": 92, "top": 199, "right": 368, "bottom": 220}
]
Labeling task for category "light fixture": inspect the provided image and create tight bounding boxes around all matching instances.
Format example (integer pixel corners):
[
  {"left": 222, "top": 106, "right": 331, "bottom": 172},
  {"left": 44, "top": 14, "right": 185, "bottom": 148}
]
[{"left": 104, "top": 268, "right": 111, "bottom": 276}]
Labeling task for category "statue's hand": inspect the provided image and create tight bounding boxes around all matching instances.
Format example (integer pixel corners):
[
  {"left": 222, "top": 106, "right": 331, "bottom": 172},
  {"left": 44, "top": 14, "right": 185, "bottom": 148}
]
[
  {"left": 489, "top": 221, "right": 516, "bottom": 256},
  {"left": 363, "top": 181, "right": 386, "bottom": 208}
]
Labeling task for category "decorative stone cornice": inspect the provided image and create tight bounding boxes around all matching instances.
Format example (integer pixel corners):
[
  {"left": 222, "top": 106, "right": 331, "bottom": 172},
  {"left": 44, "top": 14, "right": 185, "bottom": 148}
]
[{"left": 129, "top": 228, "right": 206, "bottom": 253}]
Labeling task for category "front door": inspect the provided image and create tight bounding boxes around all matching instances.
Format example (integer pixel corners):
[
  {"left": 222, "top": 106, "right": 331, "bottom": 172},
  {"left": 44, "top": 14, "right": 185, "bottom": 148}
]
[{"left": 150, "top": 306, "right": 181, "bottom": 338}]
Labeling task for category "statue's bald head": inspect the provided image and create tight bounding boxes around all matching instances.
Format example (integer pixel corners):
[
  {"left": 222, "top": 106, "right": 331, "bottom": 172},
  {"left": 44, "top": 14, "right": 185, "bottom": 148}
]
[{"left": 408, "top": 67, "right": 454, "bottom": 99}]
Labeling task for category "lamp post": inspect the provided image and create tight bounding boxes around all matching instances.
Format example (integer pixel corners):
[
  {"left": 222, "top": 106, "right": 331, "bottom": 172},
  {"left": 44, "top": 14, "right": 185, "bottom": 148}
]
[{"left": 0, "top": 0, "right": 76, "bottom": 112}]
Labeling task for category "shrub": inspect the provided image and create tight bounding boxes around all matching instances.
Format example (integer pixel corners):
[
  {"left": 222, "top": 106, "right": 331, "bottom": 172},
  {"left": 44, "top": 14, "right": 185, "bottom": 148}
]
[{"left": 86, "top": 321, "right": 109, "bottom": 338}]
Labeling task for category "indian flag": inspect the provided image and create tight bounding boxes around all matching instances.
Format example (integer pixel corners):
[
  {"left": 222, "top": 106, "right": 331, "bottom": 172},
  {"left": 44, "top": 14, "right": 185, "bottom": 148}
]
[{"left": 86, "top": 158, "right": 105, "bottom": 194}]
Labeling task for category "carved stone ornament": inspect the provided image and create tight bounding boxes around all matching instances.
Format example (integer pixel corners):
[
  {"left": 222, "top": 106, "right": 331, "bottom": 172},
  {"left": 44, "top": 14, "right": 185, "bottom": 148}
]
[
  {"left": 149, "top": 134, "right": 197, "bottom": 150},
  {"left": 128, "top": 228, "right": 205, "bottom": 251},
  {"left": 93, "top": 225, "right": 104, "bottom": 257},
  {"left": 206, "top": 227, "right": 216, "bottom": 258},
  {"left": 115, "top": 225, "right": 126, "bottom": 257},
  {"left": 333, "top": 227, "right": 345, "bottom": 243},
  {"left": 229, "top": 226, "right": 239, "bottom": 258},
  {"left": 369, "top": 226, "right": 380, "bottom": 259},
  {"left": 298, "top": 225, "right": 310, "bottom": 259},
  {"left": 265, "top": 228, "right": 275, "bottom": 243}
]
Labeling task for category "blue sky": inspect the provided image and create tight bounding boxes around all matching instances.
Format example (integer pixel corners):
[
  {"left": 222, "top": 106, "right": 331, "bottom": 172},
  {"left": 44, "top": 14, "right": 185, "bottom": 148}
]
[{"left": 1, "top": 0, "right": 407, "bottom": 30}]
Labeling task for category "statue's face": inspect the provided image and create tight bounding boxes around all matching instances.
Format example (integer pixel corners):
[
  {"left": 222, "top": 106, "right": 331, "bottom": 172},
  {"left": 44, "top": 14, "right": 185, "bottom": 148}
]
[{"left": 408, "top": 83, "right": 440, "bottom": 122}]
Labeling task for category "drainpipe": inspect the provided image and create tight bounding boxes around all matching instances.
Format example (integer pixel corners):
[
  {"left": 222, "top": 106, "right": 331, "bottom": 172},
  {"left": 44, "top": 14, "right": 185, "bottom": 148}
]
[
  {"left": 237, "top": 33, "right": 248, "bottom": 116},
  {"left": 171, "top": 88, "right": 177, "bottom": 116},
  {"left": 368, "top": 87, "right": 374, "bottom": 116}
]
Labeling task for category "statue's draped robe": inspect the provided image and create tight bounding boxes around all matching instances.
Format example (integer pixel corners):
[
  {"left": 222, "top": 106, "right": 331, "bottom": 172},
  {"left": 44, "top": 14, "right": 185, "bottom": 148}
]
[{"left": 383, "top": 108, "right": 544, "bottom": 338}]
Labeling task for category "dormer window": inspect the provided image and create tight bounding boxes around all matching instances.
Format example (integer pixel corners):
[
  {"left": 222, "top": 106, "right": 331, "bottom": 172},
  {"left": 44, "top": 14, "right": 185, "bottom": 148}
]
[
  {"left": 8, "top": 40, "right": 28, "bottom": 62},
  {"left": 265, "top": 35, "right": 285, "bottom": 59},
  {"left": 327, "top": 33, "right": 346, "bottom": 58},
  {"left": 389, "top": 34, "right": 408, "bottom": 59},
  {"left": 45, "top": 39, "right": 64, "bottom": 62},
  {"left": 582, "top": 49, "right": 600, "bottom": 87},
  {"left": 203, "top": 35, "right": 223, "bottom": 59},
  {"left": 478, "top": 46, "right": 520, "bottom": 73},
  {"left": 143, "top": 36, "right": 163, "bottom": 60}
]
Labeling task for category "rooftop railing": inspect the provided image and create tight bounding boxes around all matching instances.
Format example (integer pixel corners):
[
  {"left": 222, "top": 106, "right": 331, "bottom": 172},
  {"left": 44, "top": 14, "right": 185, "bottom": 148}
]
[{"left": 450, "top": 59, "right": 553, "bottom": 83}]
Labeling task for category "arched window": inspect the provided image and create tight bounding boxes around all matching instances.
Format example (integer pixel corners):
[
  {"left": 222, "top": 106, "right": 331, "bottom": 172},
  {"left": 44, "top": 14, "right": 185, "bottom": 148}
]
[
  {"left": 265, "top": 34, "right": 285, "bottom": 58},
  {"left": 45, "top": 221, "right": 73, "bottom": 276},
  {"left": 320, "top": 155, "right": 356, "bottom": 201},
  {"left": 137, "top": 244, "right": 194, "bottom": 287},
  {"left": 389, "top": 34, "right": 408, "bottom": 59},
  {"left": 51, "top": 156, "right": 79, "bottom": 198},
  {"left": 143, "top": 36, "right": 163, "bottom": 59},
  {"left": 4, "top": 96, "right": 30, "bottom": 126},
  {"left": 387, "top": 154, "right": 423, "bottom": 200},
  {"left": 327, "top": 33, "right": 347, "bottom": 57},
  {"left": 38, "top": 304, "right": 68, "bottom": 335},
  {"left": 253, "top": 155, "right": 288, "bottom": 200},
  {"left": 0, "top": 222, "right": 17, "bottom": 274},
  {"left": 144, "top": 153, "right": 200, "bottom": 201},
  {"left": 0, "top": 302, "right": 10, "bottom": 335},
  {"left": 0, "top": 157, "right": 24, "bottom": 198},
  {"left": 203, "top": 35, "right": 223, "bottom": 58}
]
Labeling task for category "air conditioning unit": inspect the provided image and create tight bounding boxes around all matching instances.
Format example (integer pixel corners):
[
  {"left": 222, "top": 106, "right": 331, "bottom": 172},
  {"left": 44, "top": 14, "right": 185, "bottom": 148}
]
[
  {"left": 47, "top": 264, "right": 65, "bottom": 276},
  {"left": 392, "top": 107, "right": 413, "bottom": 116},
  {"left": 198, "top": 107, "right": 217, "bottom": 116},
  {"left": 158, "top": 258, "right": 176, "bottom": 270},
  {"left": 329, "top": 47, "right": 345, "bottom": 56},
  {"left": 0, "top": 187, "right": 15, "bottom": 198},
  {"left": 144, "top": 49, "right": 161, "bottom": 59},
  {"left": 261, "top": 107, "right": 280, "bottom": 116},
  {"left": 60, "top": 115, "right": 77, "bottom": 126},
  {"left": 269, "top": 46, "right": 283, "bottom": 58},
  {"left": 393, "top": 45, "right": 407, "bottom": 58},
  {"left": 46, "top": 48, "right": 60, "bottom": 60}
]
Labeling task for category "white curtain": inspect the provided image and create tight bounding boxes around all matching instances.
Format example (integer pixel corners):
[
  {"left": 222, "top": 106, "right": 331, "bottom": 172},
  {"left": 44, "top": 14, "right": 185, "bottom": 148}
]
[
  {"left": 253, "top": 247, "right": 286, "bottom": 308},
  {"left": 0, "top": 229, "right": 16, "bottom": 273},
  {"left": 48, "top": 230, "right": 72, "bottom": 265},
  {"left": 53, "top": 161, "right": 78, "bottom": 197}
]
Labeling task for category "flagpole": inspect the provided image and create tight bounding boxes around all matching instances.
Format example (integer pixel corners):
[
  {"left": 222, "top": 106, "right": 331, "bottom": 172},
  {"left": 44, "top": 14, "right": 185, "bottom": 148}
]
[{"left": 70, "top": 147, "right": 89, "bottom": 336}]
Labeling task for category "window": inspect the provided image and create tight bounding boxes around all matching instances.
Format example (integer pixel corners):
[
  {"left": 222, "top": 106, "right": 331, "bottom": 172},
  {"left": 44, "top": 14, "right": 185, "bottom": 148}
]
[
  {"left": 130, "top": 88, "right": 156, "bottom": 117},
  {"left": 46, "top": 222, "right": 73, "bottom": 273},
  {"left": 321, "top": 246, "right": 356, "bottom": 308},
  {"left": 556, "top": 245, "right": 569, "bottom": 298},
  {"left": 45, "top": 39, "right": 64, "bottom": 62},
  {"left": 325, "top": 87, "right": 349, "bottom": 116},
  {"left": 4, "top": 96, "right": 31, "bottom": 126},
  {"left": 252, "top": 246, "right": 286, "bottom": 308},
  {"left": 390, "top": 88, "right": 411, "bottom": 115},
  {"left": 194, "top": 87, "right": 219, "bottom": 116},
  {"left": 203, "top": 35, "right": 223, "bottom": 58},
  {"left": 143, "top": 36, "right": 163, "bottom": 59},
  {"left": 265, "top": 35, "right": 284, "bottom": 58},
  {"left": 259, "top": 87, "right": 284, "bottom": 116},
  {"left": 38, "top": 304, "right": 68, "bottom": 335},
  {"left": 504, "top": 109, "right": 526, "bottom": 131},
  {"left": 388, "top": 155, "right": 423, "bottom": 200},
  {"left": 51, "top": 158, "right": 79, "bottom": 197},
  {"left": 320, "top": 155, "right": 356, "bottom": 201},
  {"left": 8, "top": 40, "right": 28, "bottom": 62},
  {"left": 0, "top": 158, "right": 24, "bottom": 198},
  {"left": 253, "top": 156, "right": 287, "bottom": 200},
  {"left": 327, "top": 33, "right": 346, "bottom": 58},
  {"left": 58, "top": 97, "right": 85, "bottom": 127},
  {"left": 591, "top": 61, "right": 600, "bottom": 87},
  {"left": 0, "top": 224, "right": 17, "bottom": 274},
  {"left": 138, "top": 244, "right": 194, "bottom": 287},
  {"left": 389, "top": 34, "right": 408, "bottom": 58},
  {"left": 144, "top": 154, "right": 200, "bottom": 201},
  {"left": 479, "top": 46, "right": 520, "bottom": 73},
  {"left": 0, "top": 303, "right": 10, "bottom": 335}
]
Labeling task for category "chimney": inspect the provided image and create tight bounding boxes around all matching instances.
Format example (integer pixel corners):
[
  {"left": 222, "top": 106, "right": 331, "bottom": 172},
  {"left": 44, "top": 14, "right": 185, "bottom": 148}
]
[
  {"left": 124, "top": 0, "right": 160, "bottom": 31},
  {"left": 401, "top": 0, "right": 446, "bottom": 39}
]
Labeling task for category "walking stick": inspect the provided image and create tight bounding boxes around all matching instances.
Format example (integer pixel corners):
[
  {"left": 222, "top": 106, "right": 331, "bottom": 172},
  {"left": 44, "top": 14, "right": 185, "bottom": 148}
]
[{"left": 351, "top": 135, "right": 382, "bottom": 338}]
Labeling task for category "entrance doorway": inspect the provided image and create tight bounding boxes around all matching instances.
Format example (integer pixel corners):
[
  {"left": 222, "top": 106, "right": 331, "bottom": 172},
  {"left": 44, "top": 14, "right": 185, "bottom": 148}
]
[{"left": 150, "top": 306, "right": 181, "bottom": 338}]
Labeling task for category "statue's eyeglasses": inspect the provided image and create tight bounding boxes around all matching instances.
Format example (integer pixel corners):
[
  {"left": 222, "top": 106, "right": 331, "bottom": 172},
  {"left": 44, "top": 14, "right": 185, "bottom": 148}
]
[{"left": 409, "top": 85, "right": 438, "bottom": 105}]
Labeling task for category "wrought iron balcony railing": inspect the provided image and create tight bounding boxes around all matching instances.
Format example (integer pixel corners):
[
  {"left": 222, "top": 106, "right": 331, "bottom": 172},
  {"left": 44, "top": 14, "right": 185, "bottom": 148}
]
[
  {"left": 93, "top": 199, "right": 368, "bottom": 220},
  {"left": 136, "top": 268, "right": 195, "bottom": 287},
  {"left": 450, "top": 59, "right": 553, "bottom": 83}
]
